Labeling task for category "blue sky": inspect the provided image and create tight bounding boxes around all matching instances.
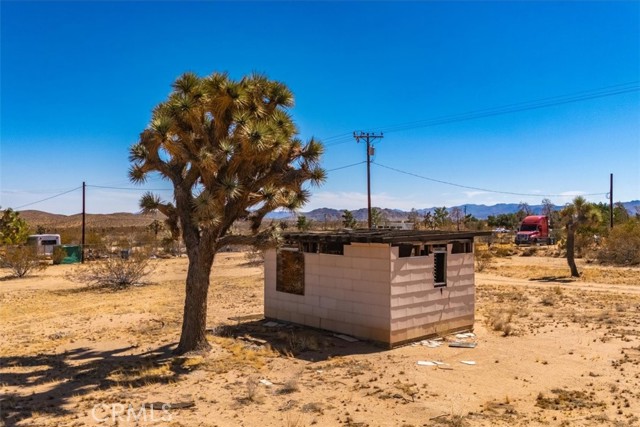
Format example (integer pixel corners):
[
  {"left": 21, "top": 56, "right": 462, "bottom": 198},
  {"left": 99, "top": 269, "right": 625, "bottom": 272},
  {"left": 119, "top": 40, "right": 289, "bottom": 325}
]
[{"left": 1, "top": 1, "right": 639, "bottom": 215}]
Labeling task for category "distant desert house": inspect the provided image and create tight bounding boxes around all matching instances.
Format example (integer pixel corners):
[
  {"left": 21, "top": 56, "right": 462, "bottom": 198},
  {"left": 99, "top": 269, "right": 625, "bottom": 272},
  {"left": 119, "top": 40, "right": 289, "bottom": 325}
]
[{"left": 264, "top": 229, "right": 491, "bottom": 347}]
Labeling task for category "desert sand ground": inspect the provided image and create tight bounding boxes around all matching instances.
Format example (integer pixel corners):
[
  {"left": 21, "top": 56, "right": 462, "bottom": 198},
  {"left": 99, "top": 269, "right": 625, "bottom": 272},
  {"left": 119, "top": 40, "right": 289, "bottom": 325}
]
[{"left": 1, "top": 251, "right": 639, "bottom": 427}]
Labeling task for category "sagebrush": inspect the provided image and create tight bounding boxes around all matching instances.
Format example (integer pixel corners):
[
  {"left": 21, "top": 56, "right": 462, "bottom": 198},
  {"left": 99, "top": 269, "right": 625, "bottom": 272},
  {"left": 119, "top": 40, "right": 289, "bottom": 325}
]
[
  {"left": 73, "top": 252, "right": 154, "bottom": 289},
  {"left": 598, "top": 220, "right": 640, "bottom": 265},
  {"left": 0, "top": 245, "right": 47, "bottom": 278}
]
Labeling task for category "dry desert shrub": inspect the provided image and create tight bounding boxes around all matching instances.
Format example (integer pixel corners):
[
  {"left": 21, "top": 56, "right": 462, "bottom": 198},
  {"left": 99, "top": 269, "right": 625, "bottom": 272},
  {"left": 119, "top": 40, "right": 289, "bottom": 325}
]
[
  {"left": 243, "top": 375, "right": 265, "bottom": 404},
  {"left": 598, "top": 220, "right": 640, "bottom": 265},
  {"left": 278, "top": 372, "right": 301, "bottom": 394},
  {"left": 72, "top": 251, "right": 155, "bottom": 289},
  {"left": 535, "top": 388, "right": 605, "bottom": 411},
  {"left": 244, "top": 247, "right": 264, "bottom": 265},
  {"left": 0, "top": 245, "right": 47, "bottom": 278},
  {"left": 475, "top": 248, "right": 493, "bottom": 272},
  {"left": 487, "top": 308, "right": 515, "bottom": 336}
]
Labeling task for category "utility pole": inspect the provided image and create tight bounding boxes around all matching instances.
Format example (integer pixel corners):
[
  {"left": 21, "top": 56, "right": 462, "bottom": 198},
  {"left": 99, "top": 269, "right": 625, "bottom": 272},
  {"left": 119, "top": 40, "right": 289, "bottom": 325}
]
[
  {"left": 353, "top": 131, "right": 384, "bottom": 229},
  {"left": 81, "top": 181, "right": 86, "bottom": 263},
  {"left": 609, "top": 173, "right": 614, "bottom": 229}
]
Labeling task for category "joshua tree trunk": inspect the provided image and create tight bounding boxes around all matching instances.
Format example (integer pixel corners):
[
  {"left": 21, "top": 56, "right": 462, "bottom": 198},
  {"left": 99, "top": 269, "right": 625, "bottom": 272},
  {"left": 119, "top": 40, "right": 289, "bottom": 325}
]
[
  {"left": 566, "top": 224, "right": 580, "bottom": 277},
  {"left": 176, "top": 249, "right": 215, "bottom": 354}
]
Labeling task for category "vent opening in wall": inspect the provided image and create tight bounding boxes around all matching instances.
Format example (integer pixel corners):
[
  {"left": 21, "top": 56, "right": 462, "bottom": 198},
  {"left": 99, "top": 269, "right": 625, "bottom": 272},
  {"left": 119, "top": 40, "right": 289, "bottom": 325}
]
[{"left": 433, "top": 250, "right": 447, "bottom": 287}]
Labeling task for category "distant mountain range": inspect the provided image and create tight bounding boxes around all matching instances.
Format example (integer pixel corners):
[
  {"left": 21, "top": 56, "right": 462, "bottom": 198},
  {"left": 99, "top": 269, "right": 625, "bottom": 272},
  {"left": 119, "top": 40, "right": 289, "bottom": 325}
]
[
  {"left": 17, "top": 200, "right": 639, "bottom": 228},
  {"left": 267, "top": 200, "right": 640, "bottom": 221}
]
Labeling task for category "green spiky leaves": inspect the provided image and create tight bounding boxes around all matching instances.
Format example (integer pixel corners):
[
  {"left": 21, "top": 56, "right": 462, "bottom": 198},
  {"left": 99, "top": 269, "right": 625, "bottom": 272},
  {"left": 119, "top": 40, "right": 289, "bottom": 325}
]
[{"left": 129, "top": 71, "right": 325, "bottom": 234}]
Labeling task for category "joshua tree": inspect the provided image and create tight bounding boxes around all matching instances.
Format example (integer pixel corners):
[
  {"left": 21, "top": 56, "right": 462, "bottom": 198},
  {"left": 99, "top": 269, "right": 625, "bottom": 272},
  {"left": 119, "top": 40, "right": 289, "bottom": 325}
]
[
  {"left": 370, "top": 207, "right": 385, "bottom": 228},
  {"left": 296, "top": 215, "right": 312, "bottom": 231},
  {"left": 129, "top": 72, "right": 325, "bottom": 353},
  {"left": 0, "top": 207, "right": 30, "bottom": 245},
  {"left": 433, "top": 207, "right": 449, "bottom": 229},
  {"left": 341, "top": 209, "right": 357, "bottom": 228},
  {"left": 560, "top": 196, "right": 601, "bottom": 277}
]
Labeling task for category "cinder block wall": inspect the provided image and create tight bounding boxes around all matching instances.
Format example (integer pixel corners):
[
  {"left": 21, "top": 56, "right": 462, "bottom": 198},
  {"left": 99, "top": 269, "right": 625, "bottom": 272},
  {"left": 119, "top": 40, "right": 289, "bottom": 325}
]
[
  {"left": 389, "top": 244, "right": 475, "bottom": 345},
  {"left": 264, "top": 243, "right": 391, "bottom": 343},
  {"left": 265, "top": 241, "right": 476, "bottom": 346}
]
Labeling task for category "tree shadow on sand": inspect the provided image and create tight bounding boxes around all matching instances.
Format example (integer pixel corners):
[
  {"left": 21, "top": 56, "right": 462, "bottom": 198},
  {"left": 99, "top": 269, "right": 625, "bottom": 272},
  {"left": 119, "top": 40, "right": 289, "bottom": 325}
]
[
  {"left": 210, "top": 319, "right": 383, "bottom": 363},
  {"left": 0, "top": 343, "right": 191, "bottom": 427},
  {"left": 529, "top": 276, "right": 575, "bottom": 284}
]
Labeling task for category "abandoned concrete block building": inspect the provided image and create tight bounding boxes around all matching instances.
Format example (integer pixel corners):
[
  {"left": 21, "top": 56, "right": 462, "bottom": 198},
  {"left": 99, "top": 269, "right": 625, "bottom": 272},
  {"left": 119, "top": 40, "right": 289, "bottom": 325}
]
[{"left": 264, "top": 230, "right": 491, "bottom": 347}]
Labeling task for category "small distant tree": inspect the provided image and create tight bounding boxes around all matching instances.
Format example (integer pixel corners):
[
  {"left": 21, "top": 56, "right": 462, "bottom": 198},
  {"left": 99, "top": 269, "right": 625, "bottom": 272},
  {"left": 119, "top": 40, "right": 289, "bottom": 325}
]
[
  {"left": 422, "top": 211, "right": 436, "bottom": 230},
  {"left": 464, "top": 213, "right": 482, "bottom": 230},
  {"left": 0, "top": 208, "right": 30, "bottom": 245},
  {"left": 516, "top": 201, "right": 532, "bottom": 221},
  {"left": 560, "top": 196, "right": 602, "bottom": 277},
  {"left": 433, "top": 207, "right": 449, "bottom": 229},
  {"left": 370, "top": 208, "right": 386, "bottom": 228},
  {"left": 407, "top": 208, "right": 421, "bottom": 229},
  {"left": 342, "top": 210, "right": 357, "bottom": 228},
  {"left": 296, "top": 215, "right": 312, "bottom": 231},
  {"left": 450, "top": 207, "right": 464, "bottom": 231},
  {"left": 613, "top": 202, "right": 630, "bottom": 224},
  {"left": 541, "top": 198, "right": 556, "bottom": 227},
  {"left": 488, "top": 213, "right": 518, "bottom": 230}
]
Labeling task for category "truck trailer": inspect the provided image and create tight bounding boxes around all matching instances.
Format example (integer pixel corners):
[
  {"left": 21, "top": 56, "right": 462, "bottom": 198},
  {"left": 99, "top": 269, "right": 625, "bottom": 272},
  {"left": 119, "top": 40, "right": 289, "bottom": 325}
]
[{"left": 515, "top": 216, "right": 554, "bottom": 245}]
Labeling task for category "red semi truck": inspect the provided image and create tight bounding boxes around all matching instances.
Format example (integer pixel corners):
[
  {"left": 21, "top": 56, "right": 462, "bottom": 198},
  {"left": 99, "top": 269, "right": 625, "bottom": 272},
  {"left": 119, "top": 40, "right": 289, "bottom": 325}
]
[{"left": 515, "top": 215, "right": 555, "bottom": 245}]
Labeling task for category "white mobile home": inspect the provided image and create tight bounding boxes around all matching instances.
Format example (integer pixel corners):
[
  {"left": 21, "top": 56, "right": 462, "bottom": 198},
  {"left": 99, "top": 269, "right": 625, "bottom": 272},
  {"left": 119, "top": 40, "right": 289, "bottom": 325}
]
[
  {"left": 264, "top": 230, "right": 491, "bottom": 347},
  {"left": 27, "top": 234, "right": 61, "bottom": 256}
]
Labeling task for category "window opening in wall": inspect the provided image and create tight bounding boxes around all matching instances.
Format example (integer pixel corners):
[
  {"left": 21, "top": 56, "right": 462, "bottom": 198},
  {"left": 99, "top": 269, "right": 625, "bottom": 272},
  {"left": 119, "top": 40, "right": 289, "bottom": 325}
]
[
  {"left": 433, "top": 250, "right": 447, "bottom": 287},
  {"left": 397, "top": 243, "right": 413, "bottom": 258},
  {"left": 276, "top": 249, "right": 305, "bottom": 295},
  {"left": 395, "top": 243, "right": 430, "bottom": 258},
  {"left": 302, "top": 242, "right": 318, "bottom": 253},
  {"left": 318, "top": 242, "right": 345, "bottom": 255},
  {"left": 451, "top": 241, "right": 473, "bottom": 254}
]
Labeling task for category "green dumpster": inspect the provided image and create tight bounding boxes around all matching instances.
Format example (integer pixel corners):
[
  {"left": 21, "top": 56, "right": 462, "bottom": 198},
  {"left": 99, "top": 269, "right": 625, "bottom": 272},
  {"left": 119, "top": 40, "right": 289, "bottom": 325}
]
[{"left": 61, "top": 245, "right": 81, "bottom": 264}]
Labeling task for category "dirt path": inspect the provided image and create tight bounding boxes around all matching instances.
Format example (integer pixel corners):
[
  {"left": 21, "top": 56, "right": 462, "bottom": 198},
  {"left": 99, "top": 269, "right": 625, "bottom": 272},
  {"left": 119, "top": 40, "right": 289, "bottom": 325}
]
[{"left": 477, "top": 272, "right": 640, "bottom": 295}]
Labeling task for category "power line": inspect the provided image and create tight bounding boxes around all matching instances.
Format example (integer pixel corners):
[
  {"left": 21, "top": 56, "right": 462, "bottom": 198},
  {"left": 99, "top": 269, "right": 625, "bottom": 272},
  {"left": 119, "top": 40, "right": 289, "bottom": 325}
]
[
  {"left": 379, "top": 85, "right": 639, "bottom": 135},
  {"left": 326, "top": 161, "right": 367, "bottom": 172},
  {"left": 87, "top": 184, "right": 173, "bottom": 191},
  {"left": 319, "top": 81, "right": 639, "bottom": 147},
  {"left": 13, "top": 186, "right": 82, "bottom": 210},
  {"left": 373, "top": 162, "right": 607, "bottom": 198}
]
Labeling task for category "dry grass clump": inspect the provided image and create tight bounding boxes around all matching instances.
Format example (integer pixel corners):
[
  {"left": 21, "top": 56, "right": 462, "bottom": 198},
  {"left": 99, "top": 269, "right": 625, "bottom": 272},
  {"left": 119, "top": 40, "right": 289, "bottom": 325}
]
[
  {"left": 492, "top": 245, "right": 515, "bottom": 257},
  {"left": 535, "top": 388, "right": 605, "bottom": 411},
  {"left": 205, "top": 336, "right": 278, "bottom": 373},
  {"left": 278, "top": 373, "right": 301, "bottom": 395},
  {"left": 243, "top": 375, "right": 265, "bottom": 404},
  {"left": 109, "top": 361, "right": 180, "bottom": 387},
  {"left": 487, "top": 308, "right": 515, "bottom": 336},
  {"left": 475, "top": 248, "right": 493, "bottom": 272}
]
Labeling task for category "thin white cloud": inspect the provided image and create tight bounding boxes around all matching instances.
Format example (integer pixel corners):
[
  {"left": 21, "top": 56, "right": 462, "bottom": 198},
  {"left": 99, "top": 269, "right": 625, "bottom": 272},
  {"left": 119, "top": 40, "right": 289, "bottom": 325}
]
[{"left": 462, "top": 191, "right": 490, "bottom": 198}]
